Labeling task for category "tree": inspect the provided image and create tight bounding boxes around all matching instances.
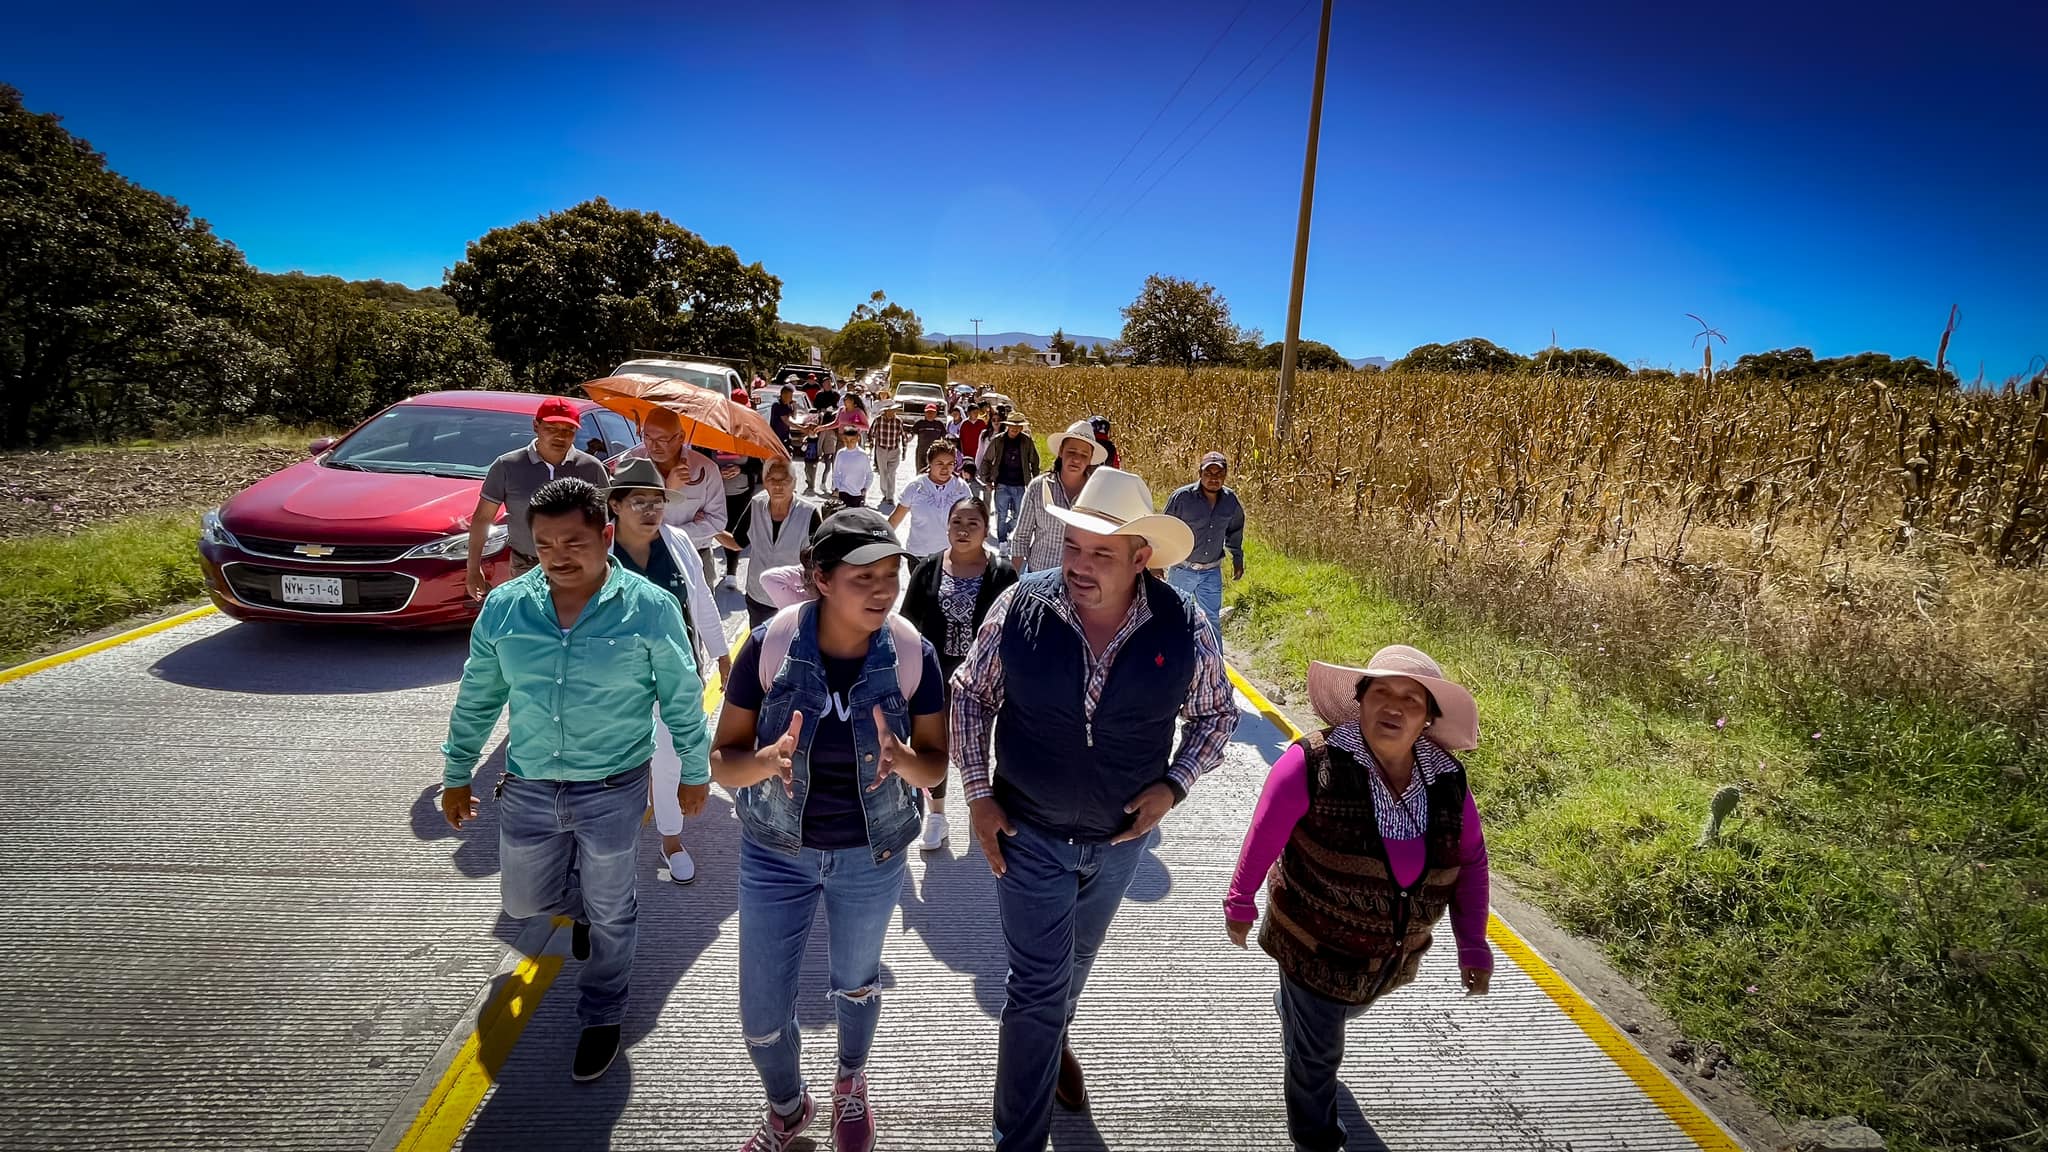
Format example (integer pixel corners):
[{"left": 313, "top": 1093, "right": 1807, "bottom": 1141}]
[
  {"left": 1118, "top": 274, "right": 1242, "bottom": 373},
  {"left": 1393, "top": 338, "right": 1528, "bottom": 374},
  {"left": 1251, "top": 340, "right": 1349, "bottom": 371},
  {"left": 365, "top": 309, "right": 509, "bottom": 408},
  {"left": 1047, "top": 328, "right": 1079, "bottom": 363},
  {"left": 829, "top": 320, "right": 892, "bottom": 372},
  {"left": 1529, "top": 346, "right": 1630, "bottom": 378},
  {"left": 0, "top": 84, "right": 272, "bottom": 445},
  {"left": 848, "top": 291, "right": 925, "bottom": 354},
  {"left": 445, "top": 198, "right": 791, "bottom": 391}
]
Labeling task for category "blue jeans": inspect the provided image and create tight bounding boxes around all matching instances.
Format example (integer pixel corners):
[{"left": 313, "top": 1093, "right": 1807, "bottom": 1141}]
[
  {"left": 1167, "top": 563, "right": 1225, "bottom": 645},
  {"left": 497, "top": 762, "right": 649, "bottom": 1027},
  {"left": 737, "top": 833, "right": 908, "bottom": 1110},
  {"left": 1279, "top": 976, "right": 1370, "bottom": 1151},
  {"left": 995, "top": 484, "right": 1027, "bottom": 542},
  {"left": 991, "top": 821, "right": 1150, "bottom": 1152}
]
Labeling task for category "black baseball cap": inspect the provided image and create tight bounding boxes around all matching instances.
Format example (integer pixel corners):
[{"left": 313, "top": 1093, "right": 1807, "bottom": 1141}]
[{"left": 809, "top": 507, "right": 911, "bottom": 569}]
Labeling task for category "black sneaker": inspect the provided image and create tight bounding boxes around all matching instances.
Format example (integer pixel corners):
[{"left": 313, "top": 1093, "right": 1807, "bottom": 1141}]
[
  {"left": 571, "top": 1024, "right": 621, "bottom": 1082},
  {"left": 572, "top": 920, "right": 591, "bottom": 961}
]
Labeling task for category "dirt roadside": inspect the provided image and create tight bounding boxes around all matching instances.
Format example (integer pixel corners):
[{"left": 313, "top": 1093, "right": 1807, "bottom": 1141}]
[
  {"left": 0, "top": 441, "right": 305, "bottom": 540},
  {"left": 1229, "top": 661, "right": 1793, "bottom": 1152}
]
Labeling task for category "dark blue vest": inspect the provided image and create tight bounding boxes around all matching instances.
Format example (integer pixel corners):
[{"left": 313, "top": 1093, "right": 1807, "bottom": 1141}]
[{"left": 993, "top": 570, "right": 1197, "bottom": 842}]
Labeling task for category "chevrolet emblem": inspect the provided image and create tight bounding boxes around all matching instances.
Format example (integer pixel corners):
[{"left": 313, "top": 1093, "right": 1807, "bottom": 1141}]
[{"left": 294, "top": 544, "right": 337, "bottom": 558}]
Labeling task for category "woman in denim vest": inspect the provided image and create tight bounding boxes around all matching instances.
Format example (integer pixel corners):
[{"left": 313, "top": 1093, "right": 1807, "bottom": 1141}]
[{"left": 711, "top": 507, "right": 949, "bottom": 1152}]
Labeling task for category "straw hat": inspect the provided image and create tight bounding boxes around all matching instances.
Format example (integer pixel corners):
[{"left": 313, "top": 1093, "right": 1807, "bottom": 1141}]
[
  {"left": 1043, "top": 468, "right": 1194, "bottom": 569},
  {"left": 1046, "top": 419, "right": 1109, "bottom": 466},
  {"left": 1306, "top": 645, "right": 1478, "bottom": 750}
]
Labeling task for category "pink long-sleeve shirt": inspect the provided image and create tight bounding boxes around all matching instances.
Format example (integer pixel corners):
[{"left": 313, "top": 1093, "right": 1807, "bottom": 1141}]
[{"left": 1226, "top": 742, "right": 1495, "bottom": 971}]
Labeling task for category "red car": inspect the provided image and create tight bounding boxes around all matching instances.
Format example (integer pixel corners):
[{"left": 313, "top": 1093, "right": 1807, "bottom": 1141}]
[{"left": 198, "top": 391, "right": 639, "bottom": 628}]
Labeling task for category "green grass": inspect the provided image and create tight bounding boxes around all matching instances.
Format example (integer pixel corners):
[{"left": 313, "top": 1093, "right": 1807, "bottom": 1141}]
[
  {"left": 1227, "top": 536, "right": 2047, "bottom": 1152},
  {"left": 0, "top": 510, "right": 207, "bottom": 667}
]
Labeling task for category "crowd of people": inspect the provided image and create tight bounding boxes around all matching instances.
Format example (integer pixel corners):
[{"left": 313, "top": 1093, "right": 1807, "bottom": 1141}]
[{"left": 443, "top": 378, "right": 1495, "bottom": 1152}]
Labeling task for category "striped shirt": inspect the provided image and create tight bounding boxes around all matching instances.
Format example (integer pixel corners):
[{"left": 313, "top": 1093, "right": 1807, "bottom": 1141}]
[
  {"left": 1325, "top": 721, "right": 1455, "bottom": 840},
  {"left": 949, "top": 576, "right": 1237, "bottom": 804}
]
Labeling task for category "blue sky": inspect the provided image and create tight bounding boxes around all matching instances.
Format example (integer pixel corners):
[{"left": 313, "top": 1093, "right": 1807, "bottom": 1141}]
[{"left": 7, "top": 0, "right": 2044, "bottom": 375}]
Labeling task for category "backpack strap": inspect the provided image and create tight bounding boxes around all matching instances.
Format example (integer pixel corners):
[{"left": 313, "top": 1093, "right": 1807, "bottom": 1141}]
[
  {"left": 757, "top": 603, "right": 807, "bottom": 695},
  {"left": 755, "top": 602, "right": 924, "bottom": 701},
  {"left": 1300, "top": 728, "right": 1333, "bottom": 798},
  {"left": 887, "top": 613, "right": 924, "bottom": 700}
]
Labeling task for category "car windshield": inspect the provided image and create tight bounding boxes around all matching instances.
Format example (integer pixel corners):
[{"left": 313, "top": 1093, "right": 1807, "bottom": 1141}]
[
  {"left": 324, "top": 405, "right": 539, "bottom": 478},
  {"left": 617, "top": 362, "right": 727, "bottom": 393}
]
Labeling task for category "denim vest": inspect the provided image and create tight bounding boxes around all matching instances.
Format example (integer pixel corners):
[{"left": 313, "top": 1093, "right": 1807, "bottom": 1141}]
[{"left": 734, "top": 601, "right": 922, "bottom": 862}]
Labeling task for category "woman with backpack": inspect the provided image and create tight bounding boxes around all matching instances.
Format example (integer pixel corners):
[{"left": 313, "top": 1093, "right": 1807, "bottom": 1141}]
[
  {"left": 1222, "top": 645, "right": 1494, "bottom": 1152},
  {"left": 899, "top": 495, "right": 1018, "bottom": 852},
  {"left": 711, "top": 507, "right": 949, "bottom": 1152}
]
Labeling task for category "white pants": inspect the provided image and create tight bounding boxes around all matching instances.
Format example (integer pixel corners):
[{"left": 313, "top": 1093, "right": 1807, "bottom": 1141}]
[{"left": 650, "top": 707, "right": 688, "bottom": 837}]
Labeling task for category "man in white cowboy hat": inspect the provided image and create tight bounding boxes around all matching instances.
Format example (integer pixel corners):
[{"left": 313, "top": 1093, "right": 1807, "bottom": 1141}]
[
  {"left": 1009, "top": 418, "right": 1107, "bottom": 574},
  {"left": 949, "top": 467, "right": 1239, "bottom": 1152},
  {"left": 1162, "top": 450, "right": 1246, "bottom": 645}
]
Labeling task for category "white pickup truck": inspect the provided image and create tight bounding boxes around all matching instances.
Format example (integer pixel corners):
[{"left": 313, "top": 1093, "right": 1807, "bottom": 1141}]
[{"left": 612, "top": 357, "right": 742, "bottom": 400}]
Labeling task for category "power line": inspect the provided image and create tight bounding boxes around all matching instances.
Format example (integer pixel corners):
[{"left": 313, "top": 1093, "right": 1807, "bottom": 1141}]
[
  {"left": 1051, "top": 0, "right": 1315, "bottom": 264},
  {"left": 1033, "top": 0, "right": 1258, "bottom": 263},
  {"left": 1058, "top": 14, "right": 1320, "bottom": 275}
]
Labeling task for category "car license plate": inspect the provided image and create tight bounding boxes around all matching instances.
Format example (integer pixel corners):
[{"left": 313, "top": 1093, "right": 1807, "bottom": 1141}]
[{"left": 281, "top": 574, "right": 344, "bottom": 605}]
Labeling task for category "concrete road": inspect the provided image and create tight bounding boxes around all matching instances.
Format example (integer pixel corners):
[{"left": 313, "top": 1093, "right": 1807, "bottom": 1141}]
[{"left": 0, "top": 450, "right": 1747, "bottom": 1151}]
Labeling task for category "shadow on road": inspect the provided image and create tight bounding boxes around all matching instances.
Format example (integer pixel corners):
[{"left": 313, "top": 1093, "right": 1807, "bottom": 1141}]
[
  {"left": 410, "top": 740, "right": 507, "bottom": 879},
  {"left": 1336, "top": 1084, "right": 1392, "bottom": 1151},
  {"left": 149, "top": 620, "right": 467, "bottom": 694},
  {"left": 900, "top": 840, "right": 1009, "bottom": 1017},
  {"left": 461, "top": 791, "right": 746, "bottom": 1150}
]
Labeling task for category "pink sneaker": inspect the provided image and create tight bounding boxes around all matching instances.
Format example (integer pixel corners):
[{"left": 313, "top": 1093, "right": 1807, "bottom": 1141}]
[
  {"left": 832, "top": 1071, "right": 875, "bottom": 1152},
  {"left": 741, "top": 1093, "right": 816, "bottom": 1152}
]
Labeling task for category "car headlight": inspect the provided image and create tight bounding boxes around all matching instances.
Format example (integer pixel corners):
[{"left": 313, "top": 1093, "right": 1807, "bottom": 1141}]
[
  {"left": 199, "top": 508, "right": 242, "bottom": 550},
  {"left": 403, "top": 524, "right": 507, "bottom": 560}
]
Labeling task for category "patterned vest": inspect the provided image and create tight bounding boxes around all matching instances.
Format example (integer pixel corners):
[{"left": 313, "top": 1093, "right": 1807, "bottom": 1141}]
[{"left": 1259, "top": 729, "right": 1468, "bottom": 1006}]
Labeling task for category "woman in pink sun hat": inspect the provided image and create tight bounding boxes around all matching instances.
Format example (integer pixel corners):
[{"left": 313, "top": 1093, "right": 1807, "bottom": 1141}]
[{"left": 1224, "top": 643, "right": 1493, "bottom": 1152}]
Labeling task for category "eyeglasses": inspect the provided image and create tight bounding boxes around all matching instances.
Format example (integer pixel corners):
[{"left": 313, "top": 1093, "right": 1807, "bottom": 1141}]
[{"left": 621, "top": 496, "right": 666, "bottom": 513}]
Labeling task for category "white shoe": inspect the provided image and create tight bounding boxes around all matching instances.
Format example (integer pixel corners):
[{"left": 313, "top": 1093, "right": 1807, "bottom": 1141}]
[
  {"left": 659, "top": 847, "right": 697, "bottom": 885},
  {"left": 919, "top": 812, "right": 950, "bottom": 853}
]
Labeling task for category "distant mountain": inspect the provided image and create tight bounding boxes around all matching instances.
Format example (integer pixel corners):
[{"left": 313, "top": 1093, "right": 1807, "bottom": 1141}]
[
  {"left": 924, "top": 331, "right": 1121, "bottom": 352},
  {"left": 1349, "top": 356, "right": 1392, "bottom": 370}
]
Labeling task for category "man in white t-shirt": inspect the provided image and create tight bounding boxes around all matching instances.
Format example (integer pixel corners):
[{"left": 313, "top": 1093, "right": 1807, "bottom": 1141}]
[{"left": 888, "top": 439, "right": 973, "bottom": 560}]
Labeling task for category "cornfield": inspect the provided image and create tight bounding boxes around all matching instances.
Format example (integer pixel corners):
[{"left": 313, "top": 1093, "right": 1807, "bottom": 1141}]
[{"left": 967, "top": 365, "right": 2048, "bottom": 729}]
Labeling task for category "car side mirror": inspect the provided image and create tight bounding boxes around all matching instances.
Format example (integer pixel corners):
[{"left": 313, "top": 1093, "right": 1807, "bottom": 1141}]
[{"left": 307, "top": 437, "right": 336, "bottom": 456}]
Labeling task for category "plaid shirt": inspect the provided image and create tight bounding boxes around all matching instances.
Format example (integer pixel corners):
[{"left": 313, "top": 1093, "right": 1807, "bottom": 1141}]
[
  {"left": 1008, "top": 473, "right": 1082, "bottom": 573},
  {"left": 867, "top": 410, "right": 907, "bottom": 451},
  {"left": 949, "top": 576, "right": 1237, "bottom": 804}
]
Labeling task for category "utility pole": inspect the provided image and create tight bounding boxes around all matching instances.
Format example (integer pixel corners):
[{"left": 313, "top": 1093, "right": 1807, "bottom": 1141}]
[
  {"left": 1274, "top": 0, "right": 1333, "bottom": 447},
  {"left": 970, "top": 318, "right": 983, "bottom": 352}
]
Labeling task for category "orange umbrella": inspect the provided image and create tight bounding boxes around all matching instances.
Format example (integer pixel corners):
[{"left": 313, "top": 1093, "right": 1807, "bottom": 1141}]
[{"left": 581, "top": 375, "right": 788, "bottom": 461}]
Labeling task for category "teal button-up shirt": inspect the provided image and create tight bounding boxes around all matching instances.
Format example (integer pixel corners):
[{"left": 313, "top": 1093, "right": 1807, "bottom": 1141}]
[{"left": 441, "top": 560, "right": 711, "bottom": 788}]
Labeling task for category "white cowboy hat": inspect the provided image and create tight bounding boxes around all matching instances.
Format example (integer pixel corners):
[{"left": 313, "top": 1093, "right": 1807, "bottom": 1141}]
[
  {"left": 1043, "top": 468, "right": 1195, "bottom": 570},
  {"left": 1045, "top": 419, "right": 1109, "bottom": 467},
  {"left": 1305, "top": 645, "right": 1479, "bottom": 751}
]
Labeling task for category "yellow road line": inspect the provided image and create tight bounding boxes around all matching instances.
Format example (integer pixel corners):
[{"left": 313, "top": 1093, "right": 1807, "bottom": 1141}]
[
  {"left": 0, "top": 605, "right": 219, "bottom": 686},
  {"left": 394, "top": 933, "right": 567, "bottom": 1152},
  {"left": 1225, "top": 660, "right": 1747, "bottom": 1150}
]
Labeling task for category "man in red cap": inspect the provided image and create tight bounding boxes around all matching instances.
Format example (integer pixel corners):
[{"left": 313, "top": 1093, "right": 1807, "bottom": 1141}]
[{"left": 467, "top": 396, "right": 611, "bottom": 599}]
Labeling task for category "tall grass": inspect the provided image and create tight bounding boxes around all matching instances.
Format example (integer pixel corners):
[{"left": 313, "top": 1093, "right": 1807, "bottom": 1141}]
[
  {"left": 976, "top": 364, "right": 2047, "bottom": 1151},
  {"left": 0, "top": 510, "right": 206, "bottom": 665},
  {"left": 972, "top": 364, "right": 2048, "bottom": 733}
]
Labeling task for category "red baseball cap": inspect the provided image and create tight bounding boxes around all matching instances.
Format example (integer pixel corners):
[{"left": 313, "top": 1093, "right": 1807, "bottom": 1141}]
[{"left": 535, "top": 396, "right": 580, "bottom": 426}]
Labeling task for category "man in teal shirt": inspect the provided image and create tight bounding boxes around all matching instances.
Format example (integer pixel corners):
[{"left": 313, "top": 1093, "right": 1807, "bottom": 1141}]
[{"left": 440, "top": 477, "right": 711, "bottom": 1082}]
